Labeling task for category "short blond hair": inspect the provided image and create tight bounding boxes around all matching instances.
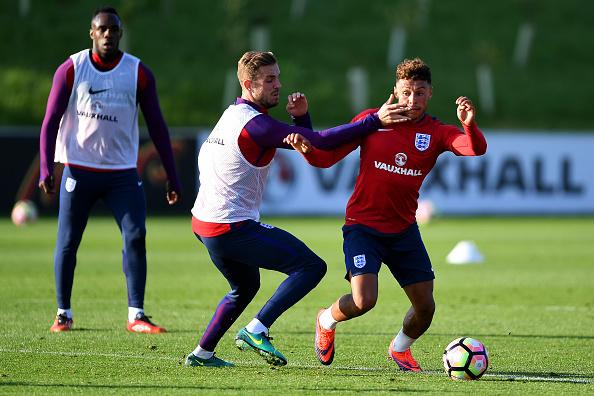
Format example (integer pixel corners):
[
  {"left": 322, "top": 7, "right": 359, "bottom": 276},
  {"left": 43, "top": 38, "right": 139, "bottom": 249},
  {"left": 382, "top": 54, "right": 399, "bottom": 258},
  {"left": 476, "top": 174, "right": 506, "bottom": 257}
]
[
  {"left": 237, "top": 51, "right": 277, "bottom": 83},
  {"left": 396, "top": 57, "right": 431, "bottom": 84}
]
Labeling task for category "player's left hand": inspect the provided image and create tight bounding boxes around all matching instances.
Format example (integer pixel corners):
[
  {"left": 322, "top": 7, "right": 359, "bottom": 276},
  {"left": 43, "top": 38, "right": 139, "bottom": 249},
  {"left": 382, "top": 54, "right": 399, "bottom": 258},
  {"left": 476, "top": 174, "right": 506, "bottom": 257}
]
[
  {"left": 286, "top": 92, "right": 308, "bottom": 117},
  {"left": 456, "top": 96, "right": 475, "bottom": 126},
  {"left": 165, "top": 181, "right": 180, "bottom": 205},
  {"left": 283, "top": 133, "right": 312, "bottom": 154}
]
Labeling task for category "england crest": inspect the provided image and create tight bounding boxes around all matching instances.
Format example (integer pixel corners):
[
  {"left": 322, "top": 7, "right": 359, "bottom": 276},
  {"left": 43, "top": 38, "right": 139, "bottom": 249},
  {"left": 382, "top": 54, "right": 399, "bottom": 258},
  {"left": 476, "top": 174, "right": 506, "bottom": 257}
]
[{"left": 415, "top": 133, "right": 431, "bottom": 151}]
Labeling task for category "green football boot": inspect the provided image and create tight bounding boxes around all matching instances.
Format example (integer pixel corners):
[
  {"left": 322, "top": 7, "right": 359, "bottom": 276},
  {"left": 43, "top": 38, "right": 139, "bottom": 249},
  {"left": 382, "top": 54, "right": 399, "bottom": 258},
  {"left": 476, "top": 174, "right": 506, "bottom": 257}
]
[
  {"left": 235, "top": 328, "right": 287, "bottom": 366},
  {"left": 185, "top": 352, "right": 234, "bottom": 368}
]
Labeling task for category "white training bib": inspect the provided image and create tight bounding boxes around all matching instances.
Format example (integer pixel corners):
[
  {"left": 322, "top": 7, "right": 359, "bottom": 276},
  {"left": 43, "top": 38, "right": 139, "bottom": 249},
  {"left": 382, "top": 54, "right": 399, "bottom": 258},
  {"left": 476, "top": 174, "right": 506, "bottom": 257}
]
[
  {"left": 55, "top": 49, "right": 140, "bottom": 169},
  {"left": 192, "top": 103, "right": 271, "bottom": 223}
]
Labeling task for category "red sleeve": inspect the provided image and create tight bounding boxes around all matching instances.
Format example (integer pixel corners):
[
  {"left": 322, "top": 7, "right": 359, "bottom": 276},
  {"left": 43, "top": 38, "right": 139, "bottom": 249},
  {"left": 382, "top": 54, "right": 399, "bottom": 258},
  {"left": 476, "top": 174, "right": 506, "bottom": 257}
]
[
  {"left": 137, "top": 62, "right": 148, "bottom": 96},
  {"left": 444, "top": 122, "right": 487, "bottom": 156}
]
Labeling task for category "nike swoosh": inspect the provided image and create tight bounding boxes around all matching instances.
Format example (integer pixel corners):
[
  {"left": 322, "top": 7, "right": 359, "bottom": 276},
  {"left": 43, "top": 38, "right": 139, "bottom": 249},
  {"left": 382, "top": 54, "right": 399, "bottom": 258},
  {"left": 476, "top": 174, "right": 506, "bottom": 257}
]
[
  {"left": 137, "top": 181, "right": 143, "bottom": 186},
  {"left": 246, "top": 332, "right": 263, "bottom": 345},
  {"left": 88, "top": 87, "right": 110, "bottom": 95}
]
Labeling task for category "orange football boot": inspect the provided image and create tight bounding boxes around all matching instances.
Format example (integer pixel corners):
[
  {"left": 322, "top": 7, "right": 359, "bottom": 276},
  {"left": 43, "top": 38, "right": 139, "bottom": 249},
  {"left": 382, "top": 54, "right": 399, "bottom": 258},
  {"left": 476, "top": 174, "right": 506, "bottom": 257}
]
[
  {"left": 50, "top": 314, "right": 73, "bottom": 332},
  {"left": 315, "top": 309, "right": 335, "bottom": 365},
  {"left": 388, "top": 342, "right": 422, "bottom": 372},
  {"left": 127, "top": 313, "right": 167, "bottom": 334}
]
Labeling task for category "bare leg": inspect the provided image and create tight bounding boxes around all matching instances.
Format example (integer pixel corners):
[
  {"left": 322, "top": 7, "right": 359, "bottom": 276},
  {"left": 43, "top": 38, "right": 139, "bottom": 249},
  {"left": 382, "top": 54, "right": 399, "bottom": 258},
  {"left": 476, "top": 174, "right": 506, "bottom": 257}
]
[
  {"left": 401, "top": 280, "right": 435, "bottom": 338},
  {"left": 330, "top": 273, "right": 378, "bottom": 322}
]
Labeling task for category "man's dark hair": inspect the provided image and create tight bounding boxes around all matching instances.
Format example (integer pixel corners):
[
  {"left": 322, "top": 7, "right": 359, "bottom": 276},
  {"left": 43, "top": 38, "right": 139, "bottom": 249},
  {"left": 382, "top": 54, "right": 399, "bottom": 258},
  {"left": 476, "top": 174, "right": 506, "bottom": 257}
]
[
  {"left": 92, "top": 6, "right": 119, "bottom": 20},
  {"left": 396, "top": 58, "right": 431, "bottom": 84}
]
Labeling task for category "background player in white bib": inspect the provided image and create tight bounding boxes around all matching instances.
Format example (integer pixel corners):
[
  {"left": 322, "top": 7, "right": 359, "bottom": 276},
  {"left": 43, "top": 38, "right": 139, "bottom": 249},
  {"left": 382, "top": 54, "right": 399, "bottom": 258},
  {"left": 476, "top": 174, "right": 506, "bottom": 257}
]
[
  {"left": 185, "top": 51, "right": 410, "bottom": 367},
  {"left": 39, "top": 7, "right": 181, "bottom": 334}
]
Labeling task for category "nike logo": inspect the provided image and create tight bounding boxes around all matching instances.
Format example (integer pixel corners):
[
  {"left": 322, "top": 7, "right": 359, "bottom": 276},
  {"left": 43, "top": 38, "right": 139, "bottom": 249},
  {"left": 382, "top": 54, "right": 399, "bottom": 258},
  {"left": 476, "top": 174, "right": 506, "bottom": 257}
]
[
  {"left": 246, "top": 332, "right": 263, "bottom": 345},
  {"left": 88, "top": 87, "right": 110, "bottom": 95},
  {"left": 137, "top": 181, "right": 143, "bottom": 186}
]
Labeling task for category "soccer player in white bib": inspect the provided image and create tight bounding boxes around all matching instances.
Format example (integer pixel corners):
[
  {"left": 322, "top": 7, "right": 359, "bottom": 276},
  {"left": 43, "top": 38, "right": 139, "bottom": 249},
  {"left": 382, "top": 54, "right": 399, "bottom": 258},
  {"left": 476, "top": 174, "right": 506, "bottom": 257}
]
[
  {"left": 185, "top": 51, "right": 411, "bottom": 367},
  {"left": 39, "top": 7, "right": 181, "bottom": 334}
]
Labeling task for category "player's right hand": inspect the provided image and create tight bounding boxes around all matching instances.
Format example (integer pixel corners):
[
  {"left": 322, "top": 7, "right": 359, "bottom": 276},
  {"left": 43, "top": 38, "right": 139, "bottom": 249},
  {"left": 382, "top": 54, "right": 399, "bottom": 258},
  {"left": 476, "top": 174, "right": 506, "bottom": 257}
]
[
  {"left": 376, "top": 94, "right": 411, "bottom": 126},
  {"left": 283, "top": 133, "right": 312, "bottom": 154},
  {"left": 39, "top": 174, "right": 55, "bottom": 194}
]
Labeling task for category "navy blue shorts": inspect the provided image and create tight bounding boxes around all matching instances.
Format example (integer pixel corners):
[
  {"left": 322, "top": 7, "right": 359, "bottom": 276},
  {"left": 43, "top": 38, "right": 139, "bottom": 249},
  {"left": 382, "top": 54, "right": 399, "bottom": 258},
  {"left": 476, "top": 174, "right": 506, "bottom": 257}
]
[{"left": 342, "top": 223, "right": 434, "bottom": 288}]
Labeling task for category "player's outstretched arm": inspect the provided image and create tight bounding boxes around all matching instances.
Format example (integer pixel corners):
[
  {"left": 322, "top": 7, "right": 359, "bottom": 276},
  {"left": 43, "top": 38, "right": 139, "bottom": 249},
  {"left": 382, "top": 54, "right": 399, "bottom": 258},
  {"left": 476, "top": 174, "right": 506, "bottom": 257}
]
[{"left": 283, "top": 133, "right": 357, "bottom": 168}]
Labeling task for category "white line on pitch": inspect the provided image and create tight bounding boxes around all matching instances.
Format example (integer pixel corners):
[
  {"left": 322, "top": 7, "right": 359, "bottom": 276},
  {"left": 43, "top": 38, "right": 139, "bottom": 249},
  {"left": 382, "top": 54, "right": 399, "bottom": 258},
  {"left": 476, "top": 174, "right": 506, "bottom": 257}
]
[{"left": 1, "top": 348, "right": 591, "bottom": 383}]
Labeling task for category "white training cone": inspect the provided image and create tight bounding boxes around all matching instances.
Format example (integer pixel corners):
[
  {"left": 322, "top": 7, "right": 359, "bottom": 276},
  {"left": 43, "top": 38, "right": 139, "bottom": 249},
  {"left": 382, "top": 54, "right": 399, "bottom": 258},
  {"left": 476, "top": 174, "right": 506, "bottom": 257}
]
[{"left": 446, "top": 240, "right": 484, "bottom": 265}]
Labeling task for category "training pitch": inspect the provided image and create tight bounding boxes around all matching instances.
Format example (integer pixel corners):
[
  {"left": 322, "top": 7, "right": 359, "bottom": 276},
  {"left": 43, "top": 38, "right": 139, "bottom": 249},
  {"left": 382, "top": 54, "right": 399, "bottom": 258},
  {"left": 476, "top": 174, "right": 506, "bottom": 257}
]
[{"left": 0, "top": 216, "right": 592, "bottom": 394}]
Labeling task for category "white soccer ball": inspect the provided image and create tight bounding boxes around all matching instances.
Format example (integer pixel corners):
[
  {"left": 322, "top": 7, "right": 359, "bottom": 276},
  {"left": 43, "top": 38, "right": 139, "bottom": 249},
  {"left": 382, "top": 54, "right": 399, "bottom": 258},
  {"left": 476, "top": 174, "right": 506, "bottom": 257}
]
[
  {"left": 416, "top": 199, "right": 435, "bottom": 225},
  {"left": 11, "top": 200, "right": 38, "bottom": 226},
  {"left": 443, "top": 337, "right": 489, "bottom": 380}
]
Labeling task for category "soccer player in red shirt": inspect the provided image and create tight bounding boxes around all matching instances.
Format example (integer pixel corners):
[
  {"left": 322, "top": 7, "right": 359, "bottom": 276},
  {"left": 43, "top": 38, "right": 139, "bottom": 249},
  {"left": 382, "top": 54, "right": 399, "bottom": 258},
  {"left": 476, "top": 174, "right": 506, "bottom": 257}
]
[{"left": 284, "top": 58, "right": 487, "bottom": 371}]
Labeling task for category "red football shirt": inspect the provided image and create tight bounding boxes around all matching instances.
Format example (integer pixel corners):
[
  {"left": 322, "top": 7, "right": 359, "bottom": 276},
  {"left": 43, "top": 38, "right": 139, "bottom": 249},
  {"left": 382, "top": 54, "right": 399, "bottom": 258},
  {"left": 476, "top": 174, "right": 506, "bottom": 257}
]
[{"left": 303, "top": 109, "right": 487, "bottom": 233}]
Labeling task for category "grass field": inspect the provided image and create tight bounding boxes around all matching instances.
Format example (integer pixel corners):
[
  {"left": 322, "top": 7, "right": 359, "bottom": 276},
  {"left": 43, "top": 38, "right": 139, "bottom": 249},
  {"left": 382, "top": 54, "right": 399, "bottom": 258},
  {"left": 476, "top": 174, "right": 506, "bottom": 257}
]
[
  {"left": 2, "top": 1, "right": 594, "bottom": 129},
  {"left": 0, "top": 216, "right": 593, "bottom": 394}
]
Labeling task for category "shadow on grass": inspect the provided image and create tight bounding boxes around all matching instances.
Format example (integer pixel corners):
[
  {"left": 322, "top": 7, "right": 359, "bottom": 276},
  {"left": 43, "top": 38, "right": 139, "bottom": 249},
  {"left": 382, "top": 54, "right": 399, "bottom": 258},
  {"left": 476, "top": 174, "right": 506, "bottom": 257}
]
[
  {"left": 0, "top": 381, "right": 433, "bottom": 393},
  {"left": 170, "top": 329, "right": 594, "bottom": 341}
]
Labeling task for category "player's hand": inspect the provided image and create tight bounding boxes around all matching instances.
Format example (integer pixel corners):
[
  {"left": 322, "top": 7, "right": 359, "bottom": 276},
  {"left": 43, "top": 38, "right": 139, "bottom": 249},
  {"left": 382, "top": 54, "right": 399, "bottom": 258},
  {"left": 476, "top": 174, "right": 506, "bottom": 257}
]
[
  {"left": 283, "top": 133, "right": 312, "bottom": 154},
  {"left": 286, "top": 92, "right": 308, "bottom": 117},
  {"left": 456, "top": 96, "right": 475, "bottom": 126},
  {"left": 39, "top": 174, "right": 55, "bottom": 194},
  {"left": 376, "top": 94, "right": 411, "bottom": 126},
  {"left": 165, "top": 181, "right": 180, "bottom": 205}
]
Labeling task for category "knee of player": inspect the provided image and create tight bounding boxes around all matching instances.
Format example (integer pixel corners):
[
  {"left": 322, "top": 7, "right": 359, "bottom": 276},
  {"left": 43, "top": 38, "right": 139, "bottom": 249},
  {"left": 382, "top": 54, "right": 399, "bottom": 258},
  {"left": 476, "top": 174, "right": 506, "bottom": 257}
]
[
  {"left": 310, "top": 256, "right": 327, "bottom": 279},
  {"left": 231, "top": 282, "right": 260, "bottom": 301},
  {"left": 353, "top": 293, "right": 377, "bottom": 313},
  {"left": 124, "top": 226, "right": 146, "bottom": 242},
  {"left": 416, "top": 299, "right": 436, "bottom": 318}
]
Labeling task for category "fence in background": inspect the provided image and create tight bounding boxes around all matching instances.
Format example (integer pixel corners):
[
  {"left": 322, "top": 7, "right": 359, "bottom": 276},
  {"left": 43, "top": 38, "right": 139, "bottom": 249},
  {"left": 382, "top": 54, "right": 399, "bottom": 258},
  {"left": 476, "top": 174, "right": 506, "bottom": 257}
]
[{"left": 2, "top": 127, "right": 593, "bottom": 216}]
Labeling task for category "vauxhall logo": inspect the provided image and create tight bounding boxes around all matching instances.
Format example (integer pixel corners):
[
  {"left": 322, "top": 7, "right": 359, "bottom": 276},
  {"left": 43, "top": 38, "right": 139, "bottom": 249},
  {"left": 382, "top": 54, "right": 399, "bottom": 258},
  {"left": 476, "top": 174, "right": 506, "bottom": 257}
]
[
  {"left": 373, "top": 152, "right": 423, "bottom": 177},
  {"left": 395, "top": 153, "right": 407, "bottom": 166}
]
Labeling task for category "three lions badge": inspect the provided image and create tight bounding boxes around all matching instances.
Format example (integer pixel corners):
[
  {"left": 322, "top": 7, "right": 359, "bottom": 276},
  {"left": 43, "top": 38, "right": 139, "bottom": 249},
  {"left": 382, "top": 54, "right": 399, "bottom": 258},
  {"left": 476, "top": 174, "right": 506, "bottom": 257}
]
[{"left": 415, "top": 133, "right": 431, "bottom": 151}]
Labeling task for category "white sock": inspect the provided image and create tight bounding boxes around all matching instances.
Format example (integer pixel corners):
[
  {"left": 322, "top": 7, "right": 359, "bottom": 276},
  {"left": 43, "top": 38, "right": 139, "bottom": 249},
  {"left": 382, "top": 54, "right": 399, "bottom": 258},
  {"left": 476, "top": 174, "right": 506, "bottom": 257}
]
[
  {"left": 392, "top": 328, "right": 416, "bottom": 352},
  {"left": 128, "top": 307, "right": 144, "bottom": 323},
  {"left": 57, "top": 308, "right": 72, "bottom": 319},
  {"left": 192, "top": 345, "right": 214, "bottom": 360},
  {"left": 245, "top": 318, "right": 268, "bottom": 335},
  {"left": 319, "top": 308, "right": 338, "bottom": 330}
]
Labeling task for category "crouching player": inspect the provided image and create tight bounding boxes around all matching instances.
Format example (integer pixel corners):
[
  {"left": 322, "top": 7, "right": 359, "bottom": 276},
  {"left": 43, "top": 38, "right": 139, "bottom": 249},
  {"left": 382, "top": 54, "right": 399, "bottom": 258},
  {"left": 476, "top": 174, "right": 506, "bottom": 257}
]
[
  {"left": 284, "top": 58, "right": 487, "bottom": 371},
  {"left": 184, "top": 51, "right": 410, "bottom": 368}
]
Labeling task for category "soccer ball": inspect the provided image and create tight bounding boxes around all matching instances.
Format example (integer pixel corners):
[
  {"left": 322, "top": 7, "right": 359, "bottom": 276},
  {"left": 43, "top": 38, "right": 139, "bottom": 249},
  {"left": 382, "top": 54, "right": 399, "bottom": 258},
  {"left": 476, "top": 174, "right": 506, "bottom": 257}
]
[
  {"left": 415, "top": 199, "right": 435, "bottom": 225},
  {"left": 443, "top": 337, "right": 489, "bottom": 380},
  {"left": 11, "top": 200, "right": 38, "bottom": 226}
]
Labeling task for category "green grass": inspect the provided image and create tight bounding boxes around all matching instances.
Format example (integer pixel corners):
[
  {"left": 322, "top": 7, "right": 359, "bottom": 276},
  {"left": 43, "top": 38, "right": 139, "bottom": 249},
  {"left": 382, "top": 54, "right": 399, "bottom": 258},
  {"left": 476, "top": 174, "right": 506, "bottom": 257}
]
[
  {"left": 1, "top": 0, "right": 594, "bottom": 129},
  {"left": 0, "top": 216, "right": 593, "bottom": 394}
]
